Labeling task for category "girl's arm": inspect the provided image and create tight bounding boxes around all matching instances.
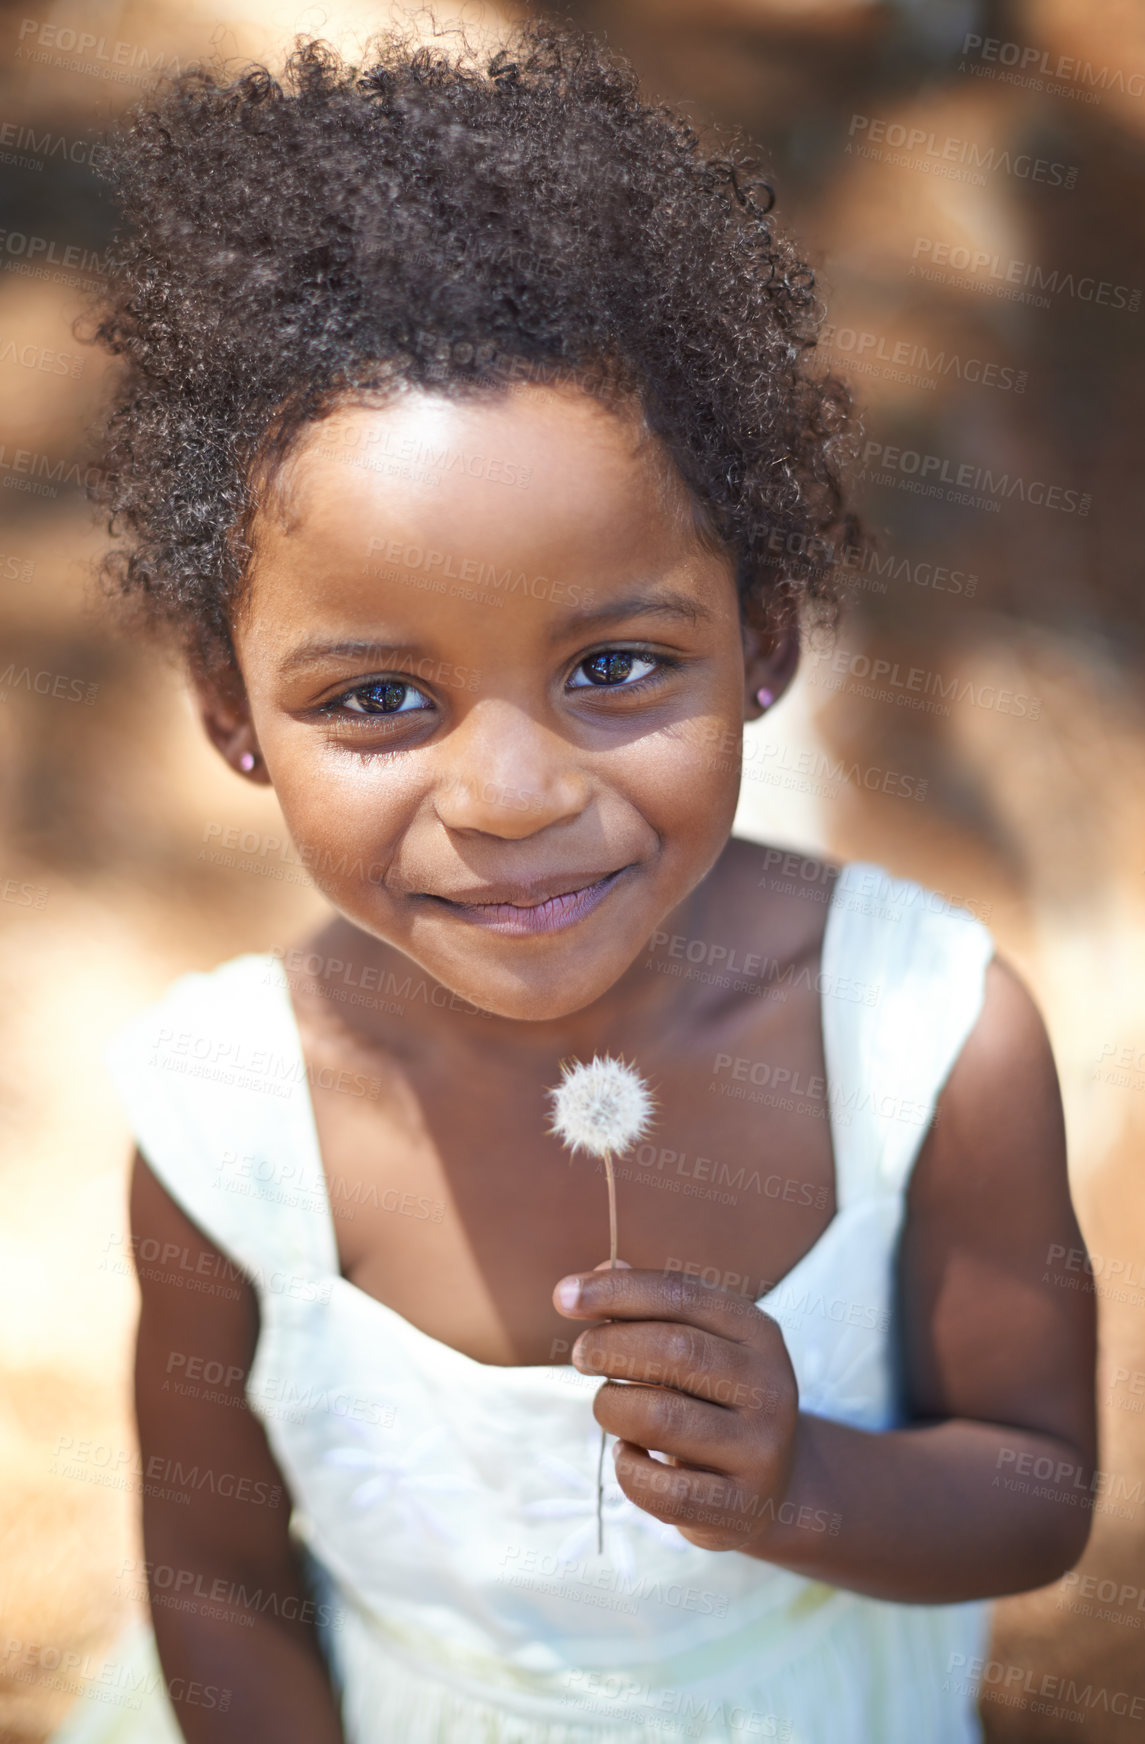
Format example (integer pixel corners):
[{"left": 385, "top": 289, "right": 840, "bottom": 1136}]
[
  {"left": 736, "top": 955, "right": 1098, "bottom": 1600},
  {"left": 129, "top": 1153, "right": 346, "bottom": 1741},
  {"left": 556, "top": 957, "right": 1098, "bottom": 1603}
]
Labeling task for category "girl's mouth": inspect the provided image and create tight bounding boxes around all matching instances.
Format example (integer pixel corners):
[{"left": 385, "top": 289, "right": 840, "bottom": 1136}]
[{"left": 428, "top": 867, "right": 631, "bottom": 936}]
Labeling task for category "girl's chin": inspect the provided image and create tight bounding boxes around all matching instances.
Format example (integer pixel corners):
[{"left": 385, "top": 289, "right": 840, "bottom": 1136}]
[
  {"left": 413, "top": 943, "right": 645, "bottom": 1023},
  {"left": 444, "top": 974, "right": 632, "bottom": 1025}
]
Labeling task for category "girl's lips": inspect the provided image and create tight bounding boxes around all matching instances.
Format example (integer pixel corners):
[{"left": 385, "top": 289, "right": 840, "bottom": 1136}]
[{"left": 432, "top": 867, "right": 630, "bottom": 935}]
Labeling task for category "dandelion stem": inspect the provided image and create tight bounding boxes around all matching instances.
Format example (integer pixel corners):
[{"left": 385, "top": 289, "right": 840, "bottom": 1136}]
[
  {"left": 596, "top": 1147, "right": 617, "bottom": 1555},
  {"left": 604, "top": 1148, "right": 618, "bottom": 1269}
]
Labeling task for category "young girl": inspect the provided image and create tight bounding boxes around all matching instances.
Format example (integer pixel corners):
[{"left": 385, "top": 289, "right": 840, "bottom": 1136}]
[{"left": 58, "top": 17, "right": 1095, "bottom": 1743}]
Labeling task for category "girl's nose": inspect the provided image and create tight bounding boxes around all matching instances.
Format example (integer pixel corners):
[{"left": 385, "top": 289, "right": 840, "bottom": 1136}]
[{"left": 431, "top": 702, "right": 591, "bottom": 839}]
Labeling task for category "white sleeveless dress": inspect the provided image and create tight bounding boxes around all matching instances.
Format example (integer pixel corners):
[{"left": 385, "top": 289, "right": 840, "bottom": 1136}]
[{"left": 54, "top": 861, "right": 995, "bottom": 1744}]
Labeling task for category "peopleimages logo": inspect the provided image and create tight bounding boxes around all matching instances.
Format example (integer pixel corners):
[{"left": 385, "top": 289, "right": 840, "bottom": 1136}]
[
  {"left": 859, "top": 438, "right": 1090, "bottom": 516},
  {"left": 0, "top": 442, "right": 105, "bottom": 497},
  {"left": 820, "top": 323, "right": 1026, "bottom": 394},
  {"left": 958, "top": 32, "right": 1145, "bottom": 101},
  {"left": 805, "top": 644, "right": 1042, "bottom": 721},
  {"left": 15, "top": 17, "right": 181, "bottom": 79},
  {"left": 847, "top": 115, "right": 1078, "bottom": 188},
  {"left": 911, "top": 237, "right": 1140, "bottom": 312},
  {"left": 0, "top": 120, "right": 104, "bottom": 169}
]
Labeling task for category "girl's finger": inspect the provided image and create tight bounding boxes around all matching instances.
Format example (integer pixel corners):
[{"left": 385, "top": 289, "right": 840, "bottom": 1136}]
[
  {"left": 553, "top": 1266, "right": 780, "bottom": 1359},
  {"left": 610, "top": 1440, "right": 767, "bottom": 1547},
  {"left": 593, "top": 1376, "right": 742, "bottom": 1469},
  {"left": 572, "top": 1318, "right": 758, "bottom": 1406}
]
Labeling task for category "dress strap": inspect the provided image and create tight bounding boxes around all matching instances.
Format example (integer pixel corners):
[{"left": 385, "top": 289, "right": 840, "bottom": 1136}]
[
  {"left": 820, "top": 863, "right": 995, "bottom": 1211},
  {"left": 103, "top": 953, "right": 339, "bottom": 1292}
]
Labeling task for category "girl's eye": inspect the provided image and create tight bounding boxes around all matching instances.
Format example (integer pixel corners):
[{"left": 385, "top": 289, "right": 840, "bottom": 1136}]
[
  {"left": 336, "top": 680, "right": 432, "bottom": 715},
  {"left": 568, "top": 651, "right": 661, "bottom": 690}
]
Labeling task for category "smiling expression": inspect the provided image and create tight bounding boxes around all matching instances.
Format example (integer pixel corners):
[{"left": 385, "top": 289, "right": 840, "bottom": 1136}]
[{"left": 227, "top": 383, "right": 767, "bottom": 1021}]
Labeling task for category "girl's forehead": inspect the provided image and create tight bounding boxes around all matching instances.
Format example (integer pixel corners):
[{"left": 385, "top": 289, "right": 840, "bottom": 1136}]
[
  {"left": 237, "top": 385, "right": 737, "bottom": 656},
  {"left": 288, "top": 384, "right": 656, "bottom": 499},
  {"left": 315, "top": 381, "right": 629, "bottom": 443},
  {"left": 255, "top": 384, "right": 707, "bottom": 575}
]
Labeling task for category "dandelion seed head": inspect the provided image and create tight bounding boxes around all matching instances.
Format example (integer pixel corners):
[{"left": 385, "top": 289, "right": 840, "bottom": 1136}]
[{"left": 547, "top": 1055, "right": 654, "bottom": 1159}]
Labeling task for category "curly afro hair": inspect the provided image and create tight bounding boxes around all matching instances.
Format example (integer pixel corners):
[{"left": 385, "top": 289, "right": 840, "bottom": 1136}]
[{"left": 87, "top": 11, "right": 862, "bottom": 679}]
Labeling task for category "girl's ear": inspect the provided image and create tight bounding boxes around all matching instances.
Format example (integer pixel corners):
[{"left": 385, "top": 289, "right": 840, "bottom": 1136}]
[
  {"left": 188, "top": 664, "right": 273, "bottom": 786},
  {"left": 742, "top": 595, "right": 800, "bottom": 719}
]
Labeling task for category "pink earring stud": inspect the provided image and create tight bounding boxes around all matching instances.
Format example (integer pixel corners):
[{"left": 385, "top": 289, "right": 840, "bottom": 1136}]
[
  {"left": 755, "top": 687, "right": 774, "bottom": 711},
  {"left": 239, "top": 751, "right": 256, "bottom": 772}
]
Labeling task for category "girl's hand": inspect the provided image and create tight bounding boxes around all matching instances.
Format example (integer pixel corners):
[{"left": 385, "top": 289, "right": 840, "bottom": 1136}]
[{"left": 553, "top": 1265, "right": 799, "bottom": 1553}]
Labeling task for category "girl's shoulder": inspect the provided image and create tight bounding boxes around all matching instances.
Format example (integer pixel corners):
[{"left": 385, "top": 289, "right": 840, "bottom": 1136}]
[
  {"left": 721, "top": 835, "right": 995, "bottom": 967},
  {"left": 104, "top": 950, "right": 335, "bottom": 1284},
  {"left": 119, "top": 946, "right": 282, "bottom": 1012},
  {"left": 819, "top": 855, "right": 996, "bottom": 1201},
  {"left": 717, "top": 840, "right": 997, "bottom": 1199},
  {"left": 824, "top": 857, "right": 996, "bottom": 978},
  {"left": 105, "top": 950, "right": 296, "bottom": 1113}
]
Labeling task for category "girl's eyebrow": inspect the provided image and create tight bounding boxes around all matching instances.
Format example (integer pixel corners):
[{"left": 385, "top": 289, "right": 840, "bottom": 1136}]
[
  {"left": 545, "top": 587, "right": 713, "bottom": 644},
  {"left": 278, "top": 590, "right": 713, "bottom": 675},
  {"left": 279, "top": 640, "right": 414, "bottom": 676}
]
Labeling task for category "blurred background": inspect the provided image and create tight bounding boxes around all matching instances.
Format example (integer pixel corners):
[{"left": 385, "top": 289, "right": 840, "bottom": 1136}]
[{"left": 2, "top": 0, "right": 1144, "bottom": 1737}]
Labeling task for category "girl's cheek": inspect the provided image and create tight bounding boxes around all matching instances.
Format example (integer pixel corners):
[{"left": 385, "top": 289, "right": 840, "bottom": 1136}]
[
  {"left": 643, "top": 717, "right": 742, "bottom": 796},
  {"left": 265, "top": 758, "right": 407, "bottom": 868}
]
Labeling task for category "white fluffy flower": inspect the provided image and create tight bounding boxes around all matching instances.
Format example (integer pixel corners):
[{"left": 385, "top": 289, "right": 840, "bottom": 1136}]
[{"left": 548, "top": 1055, "right": 654, "bottom": 1159}]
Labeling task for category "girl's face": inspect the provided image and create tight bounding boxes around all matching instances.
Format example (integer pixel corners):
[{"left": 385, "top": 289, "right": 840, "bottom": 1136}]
[{"left": 227, "top": 384, "right": 777, "bottom": 1022}]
